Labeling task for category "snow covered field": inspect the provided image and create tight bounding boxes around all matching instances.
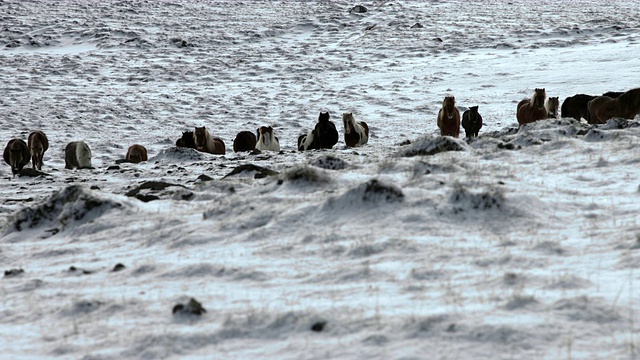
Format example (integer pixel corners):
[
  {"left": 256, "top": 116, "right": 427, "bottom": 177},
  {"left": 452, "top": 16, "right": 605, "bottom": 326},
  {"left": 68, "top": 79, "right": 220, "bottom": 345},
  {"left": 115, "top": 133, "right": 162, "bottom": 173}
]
[{"left": 2, "top": 1, "right": 640, "bottom": 359}]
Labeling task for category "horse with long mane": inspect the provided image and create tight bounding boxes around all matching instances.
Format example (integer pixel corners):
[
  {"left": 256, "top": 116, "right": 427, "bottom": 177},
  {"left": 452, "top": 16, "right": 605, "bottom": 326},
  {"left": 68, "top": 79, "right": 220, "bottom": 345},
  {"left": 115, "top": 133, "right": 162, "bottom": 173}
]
[
  {"left": 516, "top": 88, "right": 547, "bottom": 126},
  {"left": 27, "top": 130, "right": 48, "bottom": 170},
  {"left": 545, "top": 96, "right": 559, "bottom": 119},
  {"left": 126, "top": 144, "right": 148, "bottom": 163},
  {"left": 342, "top": 113, "right": 369, "bottom": 147},
  {"left": 193, "top": 126, "right": 225, "bottom": 154},
  {"left": 587, "top": 88, "right": 640, "bottom": 124},
  {"left": 65, "top": 141, "right": 92, "bottom": 169},
  {"left": 437, "top": 96, "right": 460, "bottom": 137},
  {"left": 461, "top": 105, "right": 483, "bottom": 138},
  {"left": 233, "top": 131, "right": 257, "bottom": 152},
  {"left": 3, "top": 138, "right": 30, "bottom": 176},
  {"left": 298, "top": 111, "right": 339, "bottom": 151},
  {"left": 255, "top": 126, "right": 280, "bottom": 152}
]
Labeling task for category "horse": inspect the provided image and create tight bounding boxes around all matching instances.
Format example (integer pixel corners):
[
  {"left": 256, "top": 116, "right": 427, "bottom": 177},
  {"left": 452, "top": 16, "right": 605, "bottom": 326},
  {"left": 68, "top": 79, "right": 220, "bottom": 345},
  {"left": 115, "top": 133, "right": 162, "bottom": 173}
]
[
  {"left": 27, "top": 130, "right": 48, "bottom": 170},
  {"left": 461, "top": 105, "right": 483, "bottom": 138},
  {"left": 602, "top": 91, "right": 624, "bottom": 98},
  {"left": 545, "top": 96, "right": 560, "bottom": 119},
  {"left": 561, "top": 94, "right": 596, "bottom": 121},
  {"left": 193, "top": 126, "right": 225, "bottom": 154},
  {"left": 233, "top": 131, "right": 257, "bottom": 152},
  {"left": 298, "top": 111, "right": 339, "bottom": 151},
  {"left": 342, "top": 113, "right": 369, "bottom": 147},
  {"left": 65, "top": 141, "right": 92, "bottom": 169},
  {"left": 587, "top": 88, "right": 640, "bottom": 124},
  {"left": 176, "top": 131, "right": 196, "bottom": 149},
  {"left": 437, "top": 96, "right": 461, "bottom": 137},
  {"left": 255, "top": 126, "right": 280, "bottom": 152},
  {"left": 3, "top": 138, "right": 30, "bottom": 176},
  {"left": 516, "top": 88, "right": 547, "bottom": 126},
  {"left": 126, "top": 144, "right": 148, "bottom": 163}
]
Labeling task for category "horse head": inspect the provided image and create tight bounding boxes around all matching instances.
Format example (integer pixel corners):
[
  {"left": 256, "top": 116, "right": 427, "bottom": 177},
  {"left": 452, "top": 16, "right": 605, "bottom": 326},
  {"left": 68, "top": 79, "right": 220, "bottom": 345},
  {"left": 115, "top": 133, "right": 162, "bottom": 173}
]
[
  {"left": 443, "top": 96, "right": 456, "bottom": 120},
  {"left": 194, "top": 126, "right": 207, "bottom": 148},
  {"left": 318, "top": 111, "right": 330, "bottom": 122},
  {"left": 533, "top": 88, "right": 546, "bottom": 109},
  {"left": 342, "top": 113, "right": 355, "bottom": 134}
]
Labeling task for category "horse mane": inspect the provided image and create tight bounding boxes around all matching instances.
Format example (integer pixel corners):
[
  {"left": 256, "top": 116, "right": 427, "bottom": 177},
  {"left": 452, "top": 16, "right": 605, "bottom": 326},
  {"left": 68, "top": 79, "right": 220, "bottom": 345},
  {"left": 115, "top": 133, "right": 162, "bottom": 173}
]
[{"left": 530, "top": 88, "right": 546, "bottom": 107}]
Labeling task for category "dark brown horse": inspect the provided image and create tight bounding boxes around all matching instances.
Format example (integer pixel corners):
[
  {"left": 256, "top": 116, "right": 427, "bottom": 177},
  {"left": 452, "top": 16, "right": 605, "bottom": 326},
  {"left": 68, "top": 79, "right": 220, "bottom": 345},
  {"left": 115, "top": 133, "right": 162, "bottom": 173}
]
[
  {"left": 437, "top": 96, "right": 460, "bottom": 137},
  {"left": 461, "top": 106, "right": 483, "bottom": 138},
  {"left": 233, "top": 131, "right": 257, "bottom": 152},
  {"left": 517, "top": 88, "right": 547, "bottom": 126},
  {"left": 4, "top": 138, "right": 30, "bottom": 176},
  {"left": 27, "top": 130, "right": 48, "bottom": 170},
  {"left": 298, "top": 111, "right": 339, "bottom": 151},
  {"left": 561, "top": 94, "right": 596, "bottom": 121},
  {"left": 193, "top": 126, "right": 225, "bottom": 154},
  {"left": 176, "top": 131, "right": 196, "bottom": 149},
  {"left": 126, "top": 144, "right": 148, "bottom": 163},
  {"left": 587, "top": 88, "right": 640, "bottom": 124}
]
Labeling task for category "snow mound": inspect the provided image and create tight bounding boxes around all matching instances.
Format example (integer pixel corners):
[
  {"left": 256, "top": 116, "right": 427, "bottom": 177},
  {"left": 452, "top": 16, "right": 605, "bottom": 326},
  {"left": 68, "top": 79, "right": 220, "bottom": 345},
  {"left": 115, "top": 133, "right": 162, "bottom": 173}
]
[
  {"left": 397, "top": 136, "right": 470, "bottom": 157},
  {"left": 3, "top": 185, "right": 125, "bottom": 235},
  {"left": 324, "top": 179, "right": 404, "bottom": 210},
  {"left": 150, "top": 147, "right": 208, "bottom": 162},
  {"left": 448, "top": 185, "right": 505, "bottom": 213},
  {"left": 310, "top": 155, "right": 349, "bottom": 170}
]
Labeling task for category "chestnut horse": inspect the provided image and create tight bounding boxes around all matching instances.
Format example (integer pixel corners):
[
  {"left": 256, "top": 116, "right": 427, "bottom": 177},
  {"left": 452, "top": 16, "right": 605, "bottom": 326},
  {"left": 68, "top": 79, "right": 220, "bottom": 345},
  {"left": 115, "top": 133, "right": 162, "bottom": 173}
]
[
  {"left": 3, "top": 138, "right": 30, "bottom": 175},
  {"left": 461, "top": 105, "right": 483, "bottom": 138},
  {"left": 545, "top": 96, "right": 559, "bottom": 119},
  {"left": 193, "top": 126, "right": 225, "bottom": 154},
  {"left": 437, "top": 96, "right": 460, "bottom": 137},
  {"left": 126, "top": 144, "right": 148, "bottom": 163},
  {"left": 517, "top": 88, "right": 547, "bottom": 126},
  {"left": 255, "top": 126, "right": 280, "bottom": 152},
  {"left": 233, "top": 131, "right": 257, "bottom": 152},
  {"left": 65, "top": 141, "right": 92, "bottom": 169},
  {"left": 27, "top": 130, "right": 49, "bottom": 170},
  {"left": 587, "top": 88, "right": 640, "bottom": 124},
  {"left": 342, "top": 113, "right": 369, "bottom": 147}
]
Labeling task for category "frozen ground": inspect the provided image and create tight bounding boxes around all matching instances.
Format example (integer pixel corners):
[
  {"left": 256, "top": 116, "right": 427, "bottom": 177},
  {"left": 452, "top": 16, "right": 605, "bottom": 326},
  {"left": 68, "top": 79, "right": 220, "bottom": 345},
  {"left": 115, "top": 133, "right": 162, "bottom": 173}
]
[{"left": 2, "top": 1, "right": 640, "bottom": 359}]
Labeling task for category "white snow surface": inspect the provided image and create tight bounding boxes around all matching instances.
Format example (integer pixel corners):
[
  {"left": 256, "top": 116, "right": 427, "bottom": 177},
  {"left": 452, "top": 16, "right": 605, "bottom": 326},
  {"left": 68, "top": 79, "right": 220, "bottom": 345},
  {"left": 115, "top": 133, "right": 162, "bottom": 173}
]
[{"left": 2, "top": 1, "right": 640, "bottom": 359}]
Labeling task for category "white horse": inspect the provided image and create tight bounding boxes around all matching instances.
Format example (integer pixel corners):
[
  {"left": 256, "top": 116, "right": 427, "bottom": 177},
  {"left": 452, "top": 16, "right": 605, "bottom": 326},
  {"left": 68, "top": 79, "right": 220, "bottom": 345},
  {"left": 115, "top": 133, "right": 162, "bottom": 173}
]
[
  {"left": 65, "top": 141, "right": 92, "bottom": 169},
  {"left": 255, "top": 126, "right": 280, "bottom": 152},
  {"left": 342, "top": 113, "right": 369, "bottom": 147}
]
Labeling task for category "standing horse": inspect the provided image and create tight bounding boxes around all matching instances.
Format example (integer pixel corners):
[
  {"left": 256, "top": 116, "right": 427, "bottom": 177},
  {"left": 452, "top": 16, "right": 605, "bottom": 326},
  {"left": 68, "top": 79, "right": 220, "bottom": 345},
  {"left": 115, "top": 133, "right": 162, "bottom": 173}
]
[
  {"left": 342, "top": 113, "right": 369, "bottom": 147},
  {"left": 461, "top": 105, "right": 483, "bottom": 138},
  {"left": 193, "top": 126, "right": 225, "bottom": 154},
  {"left": 233, "top": 131, "right": 257, "bottom": 152},
  {"left": 65, "top": 141, "right": 92, "bottom": 169},
  {"left": 3, "top": 138, "right": 30, "bottom": 175},
  {"left": 27, "top": 130, "right": 48, "bottom": 170},
  {"left": 561, "top": 94, "right": 595, "bottom": 121},
  {"left": 545, "top": 96, "right": 560, "bottom": 119},
  {"left": 255, "top": 126, "right": 280, "bottom": 152},
  {"left": 437, "top": 96, "right": 460, "bottom": 137},
  {"left": 587, "top": 88, "right": 640, "bottom": 124},
  {"left": 516, "top": 88, "right": 547, "bottom": 126},
  {"left": 126, "top": 144, "right": 148, "bottom": 163},
  {"left": 298, "top": 111, "right": 339, "bottom": 151}
]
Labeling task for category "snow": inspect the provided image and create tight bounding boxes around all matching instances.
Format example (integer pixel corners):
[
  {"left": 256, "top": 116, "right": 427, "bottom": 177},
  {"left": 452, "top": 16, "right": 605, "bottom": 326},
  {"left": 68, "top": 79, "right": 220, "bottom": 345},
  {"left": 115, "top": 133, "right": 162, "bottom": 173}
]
[{"left": 2, "top": 1, "right": 640, "bottom": 359}]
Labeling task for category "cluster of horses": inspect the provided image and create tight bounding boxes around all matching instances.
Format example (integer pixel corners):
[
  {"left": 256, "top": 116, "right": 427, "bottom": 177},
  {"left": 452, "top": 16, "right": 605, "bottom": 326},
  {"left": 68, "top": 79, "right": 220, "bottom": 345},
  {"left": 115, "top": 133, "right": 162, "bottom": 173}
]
[
  {"left": 3, "top": 112, "right": 369, "bottom": 176},
  {"left": 436, "top": 96, "right": 484, "bottom": 138}
]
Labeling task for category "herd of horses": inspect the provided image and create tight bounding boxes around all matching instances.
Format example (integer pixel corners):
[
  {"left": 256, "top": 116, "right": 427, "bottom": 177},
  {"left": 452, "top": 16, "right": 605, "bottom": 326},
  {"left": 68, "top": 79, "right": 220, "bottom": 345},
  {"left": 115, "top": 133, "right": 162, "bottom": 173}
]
[
  {"left": 4, "top": 87, "right": 640, "bottom": 176},
  {"left": 2, "top": 112, "right": 369, "bottom": 176}
]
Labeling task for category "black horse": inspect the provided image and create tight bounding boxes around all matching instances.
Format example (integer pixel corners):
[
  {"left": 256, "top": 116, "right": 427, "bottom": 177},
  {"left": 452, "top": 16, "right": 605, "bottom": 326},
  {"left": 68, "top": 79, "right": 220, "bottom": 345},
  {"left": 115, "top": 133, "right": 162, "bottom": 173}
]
[
  {"left": 298, "top": 111, "right": 339, "bottom": 151},
  {"left": 461, "top": 106, "right": 483, "bottom": 138}
]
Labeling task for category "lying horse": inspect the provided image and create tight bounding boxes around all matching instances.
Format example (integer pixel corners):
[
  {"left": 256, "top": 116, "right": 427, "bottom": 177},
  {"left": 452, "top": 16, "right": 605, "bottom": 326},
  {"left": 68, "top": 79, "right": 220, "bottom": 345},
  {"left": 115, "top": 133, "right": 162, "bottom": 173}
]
[
  {"left": 437, "top": 96, "right": 460, "bottom": 137},
  {"left": 517, "top": 88, "right": 547, "bottom": 126},
  {"left": 126, "top": 144, "right": 148, "bottom": 163},
  {"left": 3, "top": 138, "right": 30, "bottom": 175},
  {"left": 561, "top": 94, "right": 596, "bottom": 121},
  {"left": 176, "top": 131, "right": 196, "bottom": 149},
  {"left": 65, "top": 141, "right": 92, "bottom": 169},
  {"left": 587, "top": 88, "right": 640, "bottom": 124},
  {"left": 545, "top": 96, "right": 559, "bottom": 119},
  {"left": 255, "top": 126, "right": 280, "bottom": 152},
  {"left": 193, "top": 126, "right": 225, "bottom": 154},
  {"left": 461, "top": 106, "right": 483, "bottom": 138},
  {"left": 342, "top": 113, "right": 369, "bottom": 147},
  {"left": 27, "top": 130, "right": 48, "bottom": 170},
  {"left": 298, "top": 111, "right": 339, "bottom": 151},
  {"left": 233, "top": 131, "right": 257, "bottom": 152}
]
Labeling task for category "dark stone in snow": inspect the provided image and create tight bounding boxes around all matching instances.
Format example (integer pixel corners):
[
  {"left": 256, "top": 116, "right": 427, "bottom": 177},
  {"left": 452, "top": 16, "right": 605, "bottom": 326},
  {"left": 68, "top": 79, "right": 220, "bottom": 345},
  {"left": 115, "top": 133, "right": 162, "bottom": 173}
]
[
  {"left": 4, "top": 268, "right": 25, "bottom": 277},
  {"left": 112, "top": 263, "right": 126, "bottom": 272},
  {"left": 349, "top": 5, "right": 367, "bottom": 13},
  {"left": 173, "top": 297, "right": 206, "bottom": 316},
  {"left": 311, "top": 321, "right": 327, "bottom": 332}
]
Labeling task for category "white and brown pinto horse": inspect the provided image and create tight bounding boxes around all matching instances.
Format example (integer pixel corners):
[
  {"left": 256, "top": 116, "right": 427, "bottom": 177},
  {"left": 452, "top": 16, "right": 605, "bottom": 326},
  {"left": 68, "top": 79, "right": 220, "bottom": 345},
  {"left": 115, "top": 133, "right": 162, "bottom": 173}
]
[
  {"left": 27, "top": 130, "right": 48, "bottom": 170},
  {"left": 126, "top": 144, "right": 148, "bottom": 163},
  {"left": 194, "top": 126, "right": 225, "bottom": 155},
  {"left": 517, "top": 88, "right": 547, "bottom": 126},
  {"left": 255, "top": 126, "right": 280, "bottom": 152},
  {"left": 587, "top": 88, "right": 640, "bottom": 124},
  {"left": 65, "top": 141, "right": 92, "bottom": 169},
  {"left": 437, "top": 96, "right": 460, "bottom": 137},
  {"left": 545, "top": 96, "right": 559, "bottom": 119},
  {"left": 3, "top": 138, "right": 30, "bottom": 176},
  {"left": 342, "top": 113, "right": 369, "bottom": 147}
]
